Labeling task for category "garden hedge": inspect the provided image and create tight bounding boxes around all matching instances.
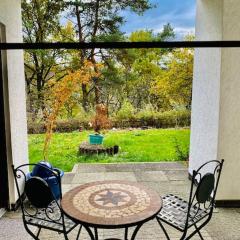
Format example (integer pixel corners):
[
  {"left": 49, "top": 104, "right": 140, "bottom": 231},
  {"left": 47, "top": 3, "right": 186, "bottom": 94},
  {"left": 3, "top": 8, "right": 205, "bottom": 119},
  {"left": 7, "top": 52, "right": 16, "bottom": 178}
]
[{"left": 28, "top": 110, "right": 191, "bottom": 134}]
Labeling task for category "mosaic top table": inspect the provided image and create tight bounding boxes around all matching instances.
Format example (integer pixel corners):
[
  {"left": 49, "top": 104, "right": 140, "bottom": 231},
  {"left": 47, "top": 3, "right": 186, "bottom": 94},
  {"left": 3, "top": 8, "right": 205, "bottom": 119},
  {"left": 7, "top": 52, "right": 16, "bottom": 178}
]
[{"left": 61, "top": 180, "right": 162, "bottom": 240}]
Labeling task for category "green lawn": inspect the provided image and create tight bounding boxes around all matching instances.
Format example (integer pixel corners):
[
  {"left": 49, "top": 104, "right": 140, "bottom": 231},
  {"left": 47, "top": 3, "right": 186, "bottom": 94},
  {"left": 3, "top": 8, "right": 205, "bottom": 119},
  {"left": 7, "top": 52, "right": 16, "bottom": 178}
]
[{"left": 28, "top": 128, "right": 190, "bottom": 172}]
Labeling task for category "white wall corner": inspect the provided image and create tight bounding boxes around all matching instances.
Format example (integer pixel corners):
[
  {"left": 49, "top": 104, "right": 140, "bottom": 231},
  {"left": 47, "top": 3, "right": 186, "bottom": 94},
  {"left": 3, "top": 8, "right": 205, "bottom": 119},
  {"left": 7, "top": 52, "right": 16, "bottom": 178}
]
[{"left": 0, "top": 0, "right": 29, "bottom": 205}]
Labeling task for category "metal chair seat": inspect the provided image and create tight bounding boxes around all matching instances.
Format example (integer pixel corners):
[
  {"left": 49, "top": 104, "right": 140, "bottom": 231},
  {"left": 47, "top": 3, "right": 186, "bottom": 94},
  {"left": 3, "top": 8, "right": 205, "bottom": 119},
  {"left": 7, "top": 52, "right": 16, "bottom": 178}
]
[
  {"left": 158, "top": 194, "right": 208, "bottom": 231},
  {"left": 12, "top": 164, "right": 83, "bottom": 240},
  {"left": 156, "top": 160, "right": 224, "bottom": 240},
  {"left": 25, "top": 201, "right": 76, "bottom": 232}
]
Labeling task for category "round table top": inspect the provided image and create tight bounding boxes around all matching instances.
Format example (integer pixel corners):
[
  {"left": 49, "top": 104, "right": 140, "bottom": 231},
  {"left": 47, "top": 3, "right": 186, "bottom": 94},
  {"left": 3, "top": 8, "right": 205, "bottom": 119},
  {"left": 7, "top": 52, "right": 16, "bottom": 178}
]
[{"left": 61, "top": 180, "right": 162, "bottom": 228}]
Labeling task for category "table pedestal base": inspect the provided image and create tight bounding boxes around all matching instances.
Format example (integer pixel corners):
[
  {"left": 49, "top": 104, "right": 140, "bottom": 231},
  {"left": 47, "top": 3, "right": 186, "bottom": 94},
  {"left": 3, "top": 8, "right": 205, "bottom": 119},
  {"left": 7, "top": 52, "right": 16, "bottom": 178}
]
[{"left": 81, "top": 224, "right": 143, "bottom": 240}]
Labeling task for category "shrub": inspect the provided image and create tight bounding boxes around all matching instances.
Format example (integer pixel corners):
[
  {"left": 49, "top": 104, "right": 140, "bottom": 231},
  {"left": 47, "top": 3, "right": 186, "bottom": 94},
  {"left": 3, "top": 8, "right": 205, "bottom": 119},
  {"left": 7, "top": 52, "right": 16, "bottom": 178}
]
[
  {"left": 28, "top": 121, "right": 46, "bottom": 134},
  {"left": 28, "top": 119, "right": 90, "bottom": 134},
  {"left": 54, "top": 119, "right": 84, "bottom": 132},
  {"left": 115, "top": 101, "right": 136, "bottom": 121},
  {"left": 75, "top": 106, "right": 95, "bottom": 122},
  {"left": 173, "top": 136, "right": 189, "bottom": 161},
  {"left": 91, "top": 104, "right": 111, "bottom": 133},
  {"left": 136, "top": 104, "right": 157, "bottom": 121},
  {"left": 28, "top": 109, "right": 191, "bottom": 134},
  {"left": 135, "top": 108, "right": 191, "bottom": 128}
]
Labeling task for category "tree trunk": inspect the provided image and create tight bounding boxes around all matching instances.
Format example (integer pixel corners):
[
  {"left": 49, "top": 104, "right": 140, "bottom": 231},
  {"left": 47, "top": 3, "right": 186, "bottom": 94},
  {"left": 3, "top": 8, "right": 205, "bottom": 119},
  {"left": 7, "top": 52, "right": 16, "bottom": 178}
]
[
  {"left": 94, "top": 81, "right": 100, "bottom": 105},
  {"left": 82, "top": 83, "right": 89, "bottom": 112},
  {"left": 76, "top": 5, "right": 90, "bottom": 112},
  {"left": 91, "top": 0, "right": 101, "bottom": 106}
]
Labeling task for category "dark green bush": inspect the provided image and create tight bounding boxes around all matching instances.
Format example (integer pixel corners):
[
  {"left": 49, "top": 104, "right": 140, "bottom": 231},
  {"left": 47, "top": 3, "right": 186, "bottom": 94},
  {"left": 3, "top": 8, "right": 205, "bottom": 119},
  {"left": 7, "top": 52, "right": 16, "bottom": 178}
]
[
  {"left": 111, "top": 109, "right": 191, "bottom": 129},
  {"left": 28, "top": 119, "right": 90, "bottom": 134},
  {"left": 28, "top": 122, "right": 45, "bottom": 134}
]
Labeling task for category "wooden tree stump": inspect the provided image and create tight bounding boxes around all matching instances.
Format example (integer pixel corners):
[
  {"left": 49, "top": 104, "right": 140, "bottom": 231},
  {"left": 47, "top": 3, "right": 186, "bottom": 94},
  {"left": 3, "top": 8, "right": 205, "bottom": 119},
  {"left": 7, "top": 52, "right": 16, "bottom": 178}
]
[{"left": 79, "top": 142, "right": 119, "bottom": 155}]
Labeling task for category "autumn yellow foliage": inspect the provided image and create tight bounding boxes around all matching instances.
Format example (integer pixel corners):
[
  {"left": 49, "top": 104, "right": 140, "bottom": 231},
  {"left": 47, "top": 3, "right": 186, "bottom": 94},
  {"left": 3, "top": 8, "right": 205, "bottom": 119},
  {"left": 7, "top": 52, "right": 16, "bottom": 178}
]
[
  {"left": 43, "top": 60, "right": 102, "bottom": 159},
  {"left": 151, "top": 48, "right": 193, "bottom": 108}
]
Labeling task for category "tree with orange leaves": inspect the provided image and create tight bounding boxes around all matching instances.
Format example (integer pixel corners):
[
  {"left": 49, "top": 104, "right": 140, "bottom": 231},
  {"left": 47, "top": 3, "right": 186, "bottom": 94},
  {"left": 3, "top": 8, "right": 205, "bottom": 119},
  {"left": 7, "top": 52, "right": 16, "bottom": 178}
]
[{"left": 43, "top": 61, "right": 102, "bottom": 159}]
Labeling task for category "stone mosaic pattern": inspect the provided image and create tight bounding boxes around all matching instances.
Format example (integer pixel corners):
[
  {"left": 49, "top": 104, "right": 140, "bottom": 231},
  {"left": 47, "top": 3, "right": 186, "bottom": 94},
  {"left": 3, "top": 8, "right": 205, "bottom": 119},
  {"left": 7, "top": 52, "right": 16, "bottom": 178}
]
[{"left": 61, "top": 181, "right": 162, "bottom": 226}]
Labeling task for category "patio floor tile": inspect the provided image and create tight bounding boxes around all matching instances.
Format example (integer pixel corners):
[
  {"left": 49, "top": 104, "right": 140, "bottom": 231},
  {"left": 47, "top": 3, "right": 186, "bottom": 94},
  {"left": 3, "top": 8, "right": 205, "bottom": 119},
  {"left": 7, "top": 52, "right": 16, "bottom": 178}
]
[
  {"left": 104, "top": 172, "right": 137, "bottom": 181},
  {"left": 1, "top": 162, "right": 240, "bottom": 240},
  {"left": 72, "top": 172, "right": 105, "bottom": 183},
  {"left": 135, "top": 170, "right": 169, "bottom": 182}
]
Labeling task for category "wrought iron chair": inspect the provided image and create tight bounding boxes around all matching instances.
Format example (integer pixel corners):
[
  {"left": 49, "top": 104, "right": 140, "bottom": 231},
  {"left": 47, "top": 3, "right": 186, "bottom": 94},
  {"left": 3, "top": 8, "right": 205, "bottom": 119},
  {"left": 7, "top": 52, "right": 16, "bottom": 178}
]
[
  {"left": 156, "top": 159, "right": 224, "bottom": 240},
  {"left": 12, "top": 163, "right": 82, "bottom": 240}
]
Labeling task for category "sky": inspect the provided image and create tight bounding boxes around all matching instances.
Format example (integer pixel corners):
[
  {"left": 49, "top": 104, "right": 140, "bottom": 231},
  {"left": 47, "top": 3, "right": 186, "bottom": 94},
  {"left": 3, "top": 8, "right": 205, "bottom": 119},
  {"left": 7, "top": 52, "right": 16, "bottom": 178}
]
[{"left": 120, "top": 0, "right": 196, "bottom": 39}]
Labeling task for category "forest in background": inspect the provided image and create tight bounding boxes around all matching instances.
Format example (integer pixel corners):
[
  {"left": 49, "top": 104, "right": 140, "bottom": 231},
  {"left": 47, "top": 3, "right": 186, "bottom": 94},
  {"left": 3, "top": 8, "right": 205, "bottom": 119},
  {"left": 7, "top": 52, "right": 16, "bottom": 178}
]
[{"left": 23, "top": 0, "right": 193, "bottom": 133}]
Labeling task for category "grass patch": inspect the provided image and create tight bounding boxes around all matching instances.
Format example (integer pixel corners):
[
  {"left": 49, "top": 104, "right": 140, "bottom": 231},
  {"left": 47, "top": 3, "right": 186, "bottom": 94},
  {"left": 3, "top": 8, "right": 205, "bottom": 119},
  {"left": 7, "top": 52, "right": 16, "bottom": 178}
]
[{"left": 28, "top": 128, "right": 190, "bottom": 172}]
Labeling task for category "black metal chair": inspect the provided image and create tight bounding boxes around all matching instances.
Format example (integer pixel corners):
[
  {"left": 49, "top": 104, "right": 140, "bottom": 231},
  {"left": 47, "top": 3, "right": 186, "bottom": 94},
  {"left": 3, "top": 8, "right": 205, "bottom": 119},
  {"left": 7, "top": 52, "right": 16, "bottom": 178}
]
[
  {"left": 12, "top": 163, "right": 82, "bottom": 240},
  {"left": 156, "top": 159, "right": 224, "bottom": 240}
]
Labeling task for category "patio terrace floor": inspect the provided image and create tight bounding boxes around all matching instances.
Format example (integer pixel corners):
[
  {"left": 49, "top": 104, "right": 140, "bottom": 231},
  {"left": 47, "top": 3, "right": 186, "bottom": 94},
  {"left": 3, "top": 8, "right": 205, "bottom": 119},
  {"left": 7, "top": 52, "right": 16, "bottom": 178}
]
[{"left": 1, "top": 162, "right": 240, "bottom": 240}]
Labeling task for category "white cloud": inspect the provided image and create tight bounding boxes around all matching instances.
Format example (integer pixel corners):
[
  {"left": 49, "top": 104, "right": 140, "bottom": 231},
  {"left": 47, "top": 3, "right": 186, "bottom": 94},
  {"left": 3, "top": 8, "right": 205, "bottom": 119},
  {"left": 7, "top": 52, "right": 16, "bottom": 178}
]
[
  {"left": 122, "top": 3, "right": 196, "bottom": 39},
  {"left": 174, "top": 27, "right": 195, "bottom": 40},
  {"left": 174, "top": 27, "right": 195, "bottom": 35}
]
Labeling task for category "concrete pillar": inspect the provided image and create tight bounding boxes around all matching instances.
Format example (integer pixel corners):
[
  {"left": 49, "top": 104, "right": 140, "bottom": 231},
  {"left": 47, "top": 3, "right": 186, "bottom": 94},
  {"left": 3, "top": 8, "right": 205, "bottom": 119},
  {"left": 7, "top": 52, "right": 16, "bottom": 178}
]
[
  {"left": 0, "top": 0, "right": 29, "bottom": 206},
  {"left": 190, "top": 0, "right": 240, "bottom": 205}
]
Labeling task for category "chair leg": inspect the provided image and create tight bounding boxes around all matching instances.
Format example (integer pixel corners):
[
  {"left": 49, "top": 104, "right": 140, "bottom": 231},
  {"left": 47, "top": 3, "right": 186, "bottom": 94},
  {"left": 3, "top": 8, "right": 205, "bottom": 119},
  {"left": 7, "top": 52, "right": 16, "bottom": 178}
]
[
  {"left": 76, "top": 225, "right": 82, "bottom": 240},
  {"left": 64, "top": 232, "right": 69, "bottom": 240},
  {"left": 185, "top": 224, "right": 205, "bottom": 240},
  {"left": 36, "top": 227, "right": 42, "bottom": 238},
  {"left": 184, "top": 215, "right": 212, "bottom": 240},
  {"left": 84, "top": 226, "right": 95, "bottom": 240},
  {"left": 125, "top": 227, "right": 128, "bottom": 240},
  {"left": 94, "top": 227, "right": 98, "bottom": 240},
  {"left": 130, "top": 223, "right": 143, "bottom": 240},
  {"left": 24, "top": 223, "right": 40, "bottom": 240},
  {"left": 156, "top": 218, "right": 171, "bottom": 240},
  {"left": 194, "top": 224, "right": 204, "bottom": 240}
]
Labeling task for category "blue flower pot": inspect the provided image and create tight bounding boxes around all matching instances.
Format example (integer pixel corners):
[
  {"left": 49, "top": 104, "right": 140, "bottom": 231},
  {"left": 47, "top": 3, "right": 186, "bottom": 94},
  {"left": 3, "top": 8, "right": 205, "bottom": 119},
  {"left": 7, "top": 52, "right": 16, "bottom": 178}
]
[
  {"left": 27, "top": 162, "right": 64, "bottom": 200},
  {"left": 89, "top": 134, "right": 104, "bottom": 145},
  {"left": 31, "top": 161, "right": 53, "bottom": 178}
]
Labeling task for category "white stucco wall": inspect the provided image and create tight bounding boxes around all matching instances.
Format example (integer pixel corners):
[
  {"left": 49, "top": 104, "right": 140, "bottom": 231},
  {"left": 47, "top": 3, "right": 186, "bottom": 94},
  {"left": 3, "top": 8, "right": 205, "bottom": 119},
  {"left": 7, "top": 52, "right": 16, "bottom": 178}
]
[
  {"left": 190, "top": 0, "right": 222, "bottom": 174},
  {"left": 190, "top": 0, "right": 240, "bottom": 201},
  {"left": 217, "top": 0, "right": 240, "bottom": 200},
  {"left": 0, "top": 0, "right": 28, "bottom": 205}
]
